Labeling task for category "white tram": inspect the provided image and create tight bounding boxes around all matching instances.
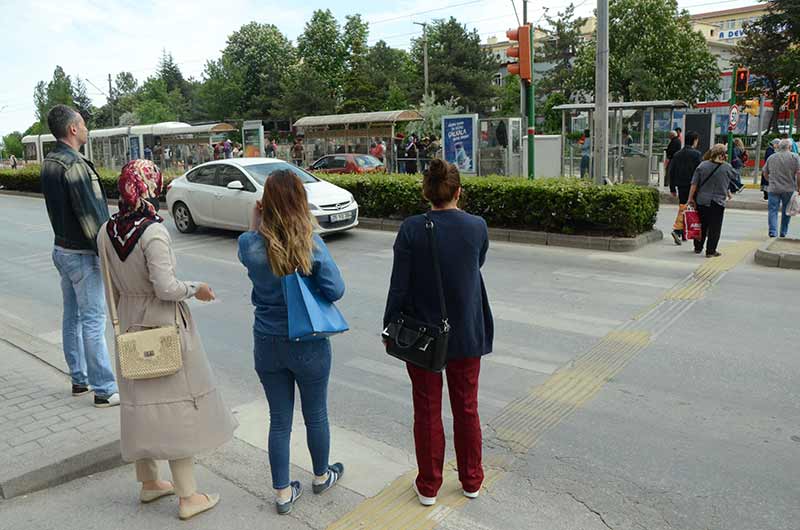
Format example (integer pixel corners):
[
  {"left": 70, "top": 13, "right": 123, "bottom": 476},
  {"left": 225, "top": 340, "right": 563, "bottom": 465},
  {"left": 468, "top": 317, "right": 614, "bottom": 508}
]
[{"left": 22, "top": 121, "right": 236, "bottom": 171}]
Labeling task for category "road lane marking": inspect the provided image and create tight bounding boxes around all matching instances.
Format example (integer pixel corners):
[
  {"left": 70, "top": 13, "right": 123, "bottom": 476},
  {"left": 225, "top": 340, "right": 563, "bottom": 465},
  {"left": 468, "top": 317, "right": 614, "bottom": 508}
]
[
  {"left": 553, "top": 268, "right": 676, "bottom": 289},
  {"left": 484, "top": 354, "right": 558, "bottom": 375},
  {"left": 491, "top": 301, "right": 613, "bottom": 337}
]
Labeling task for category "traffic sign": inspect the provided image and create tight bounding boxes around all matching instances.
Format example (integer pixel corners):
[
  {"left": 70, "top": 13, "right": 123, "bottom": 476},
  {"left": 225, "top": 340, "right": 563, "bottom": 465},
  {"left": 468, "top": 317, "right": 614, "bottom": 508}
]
[{"left": 729, "top": 104, "right": 739, "bottom": 131}]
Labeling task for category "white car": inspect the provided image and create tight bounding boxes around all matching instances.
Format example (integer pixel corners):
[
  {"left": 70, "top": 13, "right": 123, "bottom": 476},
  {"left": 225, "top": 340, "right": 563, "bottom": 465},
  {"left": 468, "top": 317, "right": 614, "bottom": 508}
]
[{"left": 166, "top": 158, "right": 359, "bottom": 234}]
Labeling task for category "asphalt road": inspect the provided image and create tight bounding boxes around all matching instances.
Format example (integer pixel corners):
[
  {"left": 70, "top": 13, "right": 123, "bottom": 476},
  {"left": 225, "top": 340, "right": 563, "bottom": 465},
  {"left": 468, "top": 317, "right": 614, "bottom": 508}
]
[{"left": 0, "top": 192, "right": 798, "bottom": 530}]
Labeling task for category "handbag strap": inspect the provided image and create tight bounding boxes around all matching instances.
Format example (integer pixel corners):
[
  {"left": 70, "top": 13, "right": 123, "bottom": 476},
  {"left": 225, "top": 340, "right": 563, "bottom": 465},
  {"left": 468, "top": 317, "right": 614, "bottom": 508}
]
[
  {"left": 698, "top": 162, "right": 721, "bottom": 192},
  {"left": 100, "top": 236, "right": 122, "bottom": 338},
  {"left": 423, "top": 213, "right": 450, "bottom": 332}
]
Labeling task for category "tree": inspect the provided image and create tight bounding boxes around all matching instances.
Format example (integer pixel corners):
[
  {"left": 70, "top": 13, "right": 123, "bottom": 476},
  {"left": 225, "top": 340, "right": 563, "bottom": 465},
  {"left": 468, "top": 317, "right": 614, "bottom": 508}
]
[
  {"left": 1, "top": 132, "right": 23, "bottom": 158},
  {"left": 298, "top": 10, "right": 346, "bottom": 103},
  {"left": 410, "top": 17, "right": 497, "bottom": 113},
  {"left": 734, "top": 6, "right": 800, "bottom": 133},
  {"left": 278, "top": 65, "right": 337, "bottom": 119},
  {"left": 340, "top": 15, "right": 374, "bottom": 113},
  {"left": 573, "top": 0, "right": 720, "bottom": 103},
  {"left": 115, "top": 72, "right": 138, "bottom": 96},
  {"left": 72, "top": 77, "right": 94, "bottom": 126},
  {"left": 406, "top": 92, "right": 463, "bottom": 138},
  {"left": 541, "top": 92, "right": 568, "bottom": 134},
  {"left": 217, "top": 22, "right": 295, "bottom": 118},
  {"left": 366, "top": 41, "right": 416, "bottom": 110},
  {"left": 497, "top": 75, "right": 521, "bottom": 116},
  {"left": 538, "top": 4, "right": 587, "bottom": 101},
  {"left": 34, "top": 66, "right": 75, "bottom": 130}
]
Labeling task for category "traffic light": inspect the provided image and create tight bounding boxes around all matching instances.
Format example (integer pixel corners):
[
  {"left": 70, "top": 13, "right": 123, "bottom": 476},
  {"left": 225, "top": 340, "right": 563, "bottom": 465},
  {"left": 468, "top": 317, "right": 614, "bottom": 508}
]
[
  {"left": 734, "top": 67, "right": 749, "bottom": 94},
  {"left": 788, "top": 92, "right": 799, "bottom": 112},
  {"left": 506, "top": 24, "right": 531, "bottom": 82},
  {"left": 744, "top": 99, "right": 759, "bottom": 116}
]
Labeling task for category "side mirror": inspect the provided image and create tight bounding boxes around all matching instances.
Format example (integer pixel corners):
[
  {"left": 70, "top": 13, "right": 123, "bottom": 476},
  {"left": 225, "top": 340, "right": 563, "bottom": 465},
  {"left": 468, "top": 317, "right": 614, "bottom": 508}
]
[{"left": 227, "top": 180, "right": 244, "bottom": 190}]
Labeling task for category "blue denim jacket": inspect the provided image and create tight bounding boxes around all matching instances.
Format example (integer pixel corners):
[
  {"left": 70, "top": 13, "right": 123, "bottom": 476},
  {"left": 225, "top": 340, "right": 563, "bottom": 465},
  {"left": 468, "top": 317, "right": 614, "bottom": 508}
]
[{"left": 238, "top": 232, "right": 345, "bottom": 337}]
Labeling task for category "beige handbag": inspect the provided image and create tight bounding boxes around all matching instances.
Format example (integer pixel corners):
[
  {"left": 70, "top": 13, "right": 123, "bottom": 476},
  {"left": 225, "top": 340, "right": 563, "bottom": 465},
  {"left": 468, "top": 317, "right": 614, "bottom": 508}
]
[{"left": 101, "top": 239, "right": 183, "bottom": 380}]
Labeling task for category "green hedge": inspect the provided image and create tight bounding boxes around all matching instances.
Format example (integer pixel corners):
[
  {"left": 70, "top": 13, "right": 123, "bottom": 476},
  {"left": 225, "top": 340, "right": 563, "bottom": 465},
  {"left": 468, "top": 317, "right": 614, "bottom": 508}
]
[
  {"left": 0, "top": 165, "right": 173, "bottom": 200},
  {"left": 0, "top": 168, "right": 658, "bottom": 237},
  {"left": 324, "top": 174, "right": 659, "bottom": 237}
]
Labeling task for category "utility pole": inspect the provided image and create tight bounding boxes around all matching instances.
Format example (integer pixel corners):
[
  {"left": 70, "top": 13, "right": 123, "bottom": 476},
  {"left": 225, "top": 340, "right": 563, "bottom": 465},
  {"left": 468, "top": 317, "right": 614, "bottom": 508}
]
[
  {"left": 522, "top": 0, "right": 534, "bottom": 178},
  {"left": 593, "top": 0, "right": 610, "bottom": 185},
  {"left": 728, "top": 69, "right": 736, "bottom": 161},
  {"left": 753, "top": 94, "right": 765, "bottom": 185},
  {"left": 414, "top": 22, "right": 429, "bottom": 97},
  {"left": 108, "top": 73, "right": 115, "bottom": 127}
]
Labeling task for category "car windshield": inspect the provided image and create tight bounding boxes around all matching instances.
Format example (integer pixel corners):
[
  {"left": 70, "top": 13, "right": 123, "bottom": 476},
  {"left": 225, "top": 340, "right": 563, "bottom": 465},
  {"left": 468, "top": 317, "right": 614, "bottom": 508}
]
[
  {"left": 355, "top": 155, "right": 382, "bottom": 168},
  {"left": 244, "top": 162, "right": 318, "bottom": 185}
]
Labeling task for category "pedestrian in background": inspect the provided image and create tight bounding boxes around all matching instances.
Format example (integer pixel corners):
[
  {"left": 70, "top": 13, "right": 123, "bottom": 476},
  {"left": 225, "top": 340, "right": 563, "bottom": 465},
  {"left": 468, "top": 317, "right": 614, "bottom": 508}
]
[
  {"left": 762, "top": 138, "right": 780, "bottom": 200},
  {"left": 621, "top": 127, "right": 634, "bottom": 155},
  {"left": 98, "top": 159, "right": 236, "bottom": 521},
  {"left": 384, "top": 158, "right": 494, "bottom": 507},
  {"left": 580, "top": 129, "right": 591, "bottom": 178},
  {"left": 291, "top": 138, "right": 304, "bottom": 166},
  {"left": 763, "top": 138, "right": 800, "bottom": 238},
  {"left": 10, "top": 153, "right": 17, "bottom": 169},
  {"left": 238, "top": 170, "right": 345, "bottom": 515},
  {"left": 40, "top": 104, "right": 119, "bottom": 407},
  {"left": 668, "top": 131, "right": 703, "bottom": 245},
  {"left": 687, "top": 144, "right": 737, "bottom": 258},
  {"left": 665, "top": 130, "right": 681, "bottom": 167}
]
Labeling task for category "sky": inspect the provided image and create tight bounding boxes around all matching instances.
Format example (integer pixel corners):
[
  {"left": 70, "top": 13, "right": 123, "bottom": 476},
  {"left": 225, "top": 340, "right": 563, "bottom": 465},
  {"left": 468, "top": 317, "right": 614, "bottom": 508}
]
[{"left": 0, "top": 0, "right": 758, "bottom": 138}]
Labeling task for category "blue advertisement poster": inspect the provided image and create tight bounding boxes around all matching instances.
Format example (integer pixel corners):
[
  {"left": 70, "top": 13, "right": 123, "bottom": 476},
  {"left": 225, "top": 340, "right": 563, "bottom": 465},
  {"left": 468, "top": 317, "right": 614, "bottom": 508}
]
[
  {"left": 129, "top": 136, "right": 141, "bottom": 160},
  {"left": 442, "top": 114, "right": 478, "bottom": 174}
]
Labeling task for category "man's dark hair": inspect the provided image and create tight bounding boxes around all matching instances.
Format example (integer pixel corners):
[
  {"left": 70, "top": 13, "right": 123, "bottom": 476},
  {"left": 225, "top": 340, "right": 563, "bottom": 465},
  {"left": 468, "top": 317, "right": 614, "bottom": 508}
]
[
  {"left": 47, "top": 104, "right": 81, "bottom": 140},
  {"left": 685, "top": 131, "right": 700, "bottom": 146},
  {"left": 584, "top": 129, "right": 590, "bottom": 136},
  {"left": 675, "top": 127, "right": 682, "bottom": 133}
]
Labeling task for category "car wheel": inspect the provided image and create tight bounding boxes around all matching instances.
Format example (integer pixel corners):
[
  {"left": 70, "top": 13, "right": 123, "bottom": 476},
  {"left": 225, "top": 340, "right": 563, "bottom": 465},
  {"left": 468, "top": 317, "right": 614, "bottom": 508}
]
[{"left": 172, "top": 202, "right": 197, "bottom": 233}]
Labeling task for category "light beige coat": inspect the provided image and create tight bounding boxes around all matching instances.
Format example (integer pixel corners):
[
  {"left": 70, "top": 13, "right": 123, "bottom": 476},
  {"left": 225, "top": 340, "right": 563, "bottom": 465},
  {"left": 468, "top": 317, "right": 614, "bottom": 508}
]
[{"left": 98, "top": 221, "right": 237, "bottom": 462}]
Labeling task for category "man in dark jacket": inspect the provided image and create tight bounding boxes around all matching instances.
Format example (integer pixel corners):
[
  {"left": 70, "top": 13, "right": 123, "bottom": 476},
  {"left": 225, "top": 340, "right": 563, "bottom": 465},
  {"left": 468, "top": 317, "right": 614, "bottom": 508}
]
[
  {"left": 40, "top": 104, "right": 118, "bottom": 407},
  {"left": 665, "top": 130, "right": 682, "bottom": 168},
  {"left": 668, "top": 130, "right": 702, "bottom": 245}
]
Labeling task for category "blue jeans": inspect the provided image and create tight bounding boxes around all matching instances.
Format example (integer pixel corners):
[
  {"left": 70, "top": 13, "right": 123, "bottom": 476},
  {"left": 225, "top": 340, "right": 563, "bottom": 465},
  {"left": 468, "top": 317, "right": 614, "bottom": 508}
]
[
  {"left": 580, "top": 155, "right": 591, "bottom": 178},
  {"left": 768, "top": 191, "right": 793, "bottom": 237},
  {"left": 253, "top": 334, "right": 332, "bottom": 489},
  {"left": 52, "top": 249, "right": 117, "bottom": 398}
]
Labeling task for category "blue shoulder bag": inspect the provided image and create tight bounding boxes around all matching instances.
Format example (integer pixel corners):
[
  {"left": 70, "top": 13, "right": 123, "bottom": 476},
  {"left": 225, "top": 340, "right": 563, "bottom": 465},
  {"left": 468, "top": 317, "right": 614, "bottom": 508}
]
[{"left": 283, "top": 270, "right": 349, "bottom": 342}]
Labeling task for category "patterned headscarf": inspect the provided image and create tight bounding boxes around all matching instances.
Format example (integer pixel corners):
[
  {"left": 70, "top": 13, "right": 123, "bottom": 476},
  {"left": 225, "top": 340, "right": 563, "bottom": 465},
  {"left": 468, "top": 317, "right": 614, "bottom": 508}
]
[{"left": 106, "top": 159, "right": 164, "bottom": 261}]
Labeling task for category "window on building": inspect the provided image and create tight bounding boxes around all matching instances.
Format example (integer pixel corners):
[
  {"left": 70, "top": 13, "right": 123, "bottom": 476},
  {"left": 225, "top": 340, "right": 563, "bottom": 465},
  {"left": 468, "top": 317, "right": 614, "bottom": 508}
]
[
  {"left": 727, "top": 19, "right": 736, "bottom": 29},
  {"left": 493, "top": 73, "right": 503, "bottom": 87}
]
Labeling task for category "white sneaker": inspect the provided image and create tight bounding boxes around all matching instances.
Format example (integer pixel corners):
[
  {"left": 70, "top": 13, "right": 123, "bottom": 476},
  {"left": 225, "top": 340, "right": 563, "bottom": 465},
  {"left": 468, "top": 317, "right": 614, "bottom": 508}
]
[
  {"left": 94, "top": 392, "right": 120, "bottom": 408},
  {"left": 463, "top": 489, "right": 480, "bottom": 499},
  {"left": 412, "top": 482, "right": 436, "bottom": 506}
]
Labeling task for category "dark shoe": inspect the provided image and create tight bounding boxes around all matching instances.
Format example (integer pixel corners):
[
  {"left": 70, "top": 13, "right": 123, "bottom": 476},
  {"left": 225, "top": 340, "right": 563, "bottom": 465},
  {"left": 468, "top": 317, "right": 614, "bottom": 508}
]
[
  {"left": 671, "top": 231, "right": 682, "bottom": 246},
  {"left": 72, "top": 384, "right": 90, "bottom": 396},
  {"left": 276, "top": 481, "right": 302, "bottom": 515},
  {"left": 313, "top": 463, "right": 344, "bottom": 495},
  {"left": 94, "top": 393, "right": 120, "bottom": 408},
  {"left": 706, "top": 251, "right": 722, "bottom": 258},
  {"left": 694, "top": 246, "right": 703, "bottom": 254},
  {"left": 769, "top": 233, "right": 777, "bottom": 238}
]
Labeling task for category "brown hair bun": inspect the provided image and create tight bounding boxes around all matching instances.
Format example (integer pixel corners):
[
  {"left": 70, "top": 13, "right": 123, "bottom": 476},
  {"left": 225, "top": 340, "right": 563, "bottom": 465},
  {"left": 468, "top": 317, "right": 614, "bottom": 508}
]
[{"left": 423, "top": 159, "right": 461, "bottom": 207}]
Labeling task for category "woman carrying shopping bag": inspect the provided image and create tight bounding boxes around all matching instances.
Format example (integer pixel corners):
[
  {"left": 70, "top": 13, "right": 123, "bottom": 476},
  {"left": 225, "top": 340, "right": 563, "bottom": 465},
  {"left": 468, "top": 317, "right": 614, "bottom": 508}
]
[
  {"left": 383, "top": 158, "right": 494, "bottom": 506},
  {"left": 687, "top": 144, "right": 737, "bottom": 257},
  {"left": 238, "top": 169, "right": 346, "bottom": 515},
  {"left": 98, "top": 160, "right": 237, "bottom": 521}
]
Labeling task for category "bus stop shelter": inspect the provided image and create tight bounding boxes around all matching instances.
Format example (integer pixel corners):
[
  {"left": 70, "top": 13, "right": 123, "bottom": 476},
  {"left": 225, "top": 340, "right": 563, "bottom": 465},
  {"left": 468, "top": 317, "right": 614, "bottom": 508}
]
[
  {"left": 293, "top": 110, "right": 422, "bottom": 170},
  {"left": 554, "top": 100, "right": 689, "bottom": 185}
]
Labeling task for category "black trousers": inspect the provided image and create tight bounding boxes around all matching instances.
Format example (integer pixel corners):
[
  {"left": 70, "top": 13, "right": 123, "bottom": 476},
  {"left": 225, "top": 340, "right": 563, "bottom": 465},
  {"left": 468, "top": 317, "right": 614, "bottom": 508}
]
[
  {"left": 694, "top": 202, "right": 725, "bottom": 254},
  {"left": 677, "top": 186, "right": 690, "bottom": 204}
]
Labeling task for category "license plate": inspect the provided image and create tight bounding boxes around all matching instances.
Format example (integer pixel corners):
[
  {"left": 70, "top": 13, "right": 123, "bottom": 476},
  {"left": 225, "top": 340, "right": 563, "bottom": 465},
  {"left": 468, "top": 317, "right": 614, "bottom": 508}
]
[{"left": 329, "top": 212, "right": 353, "bottom": 223}]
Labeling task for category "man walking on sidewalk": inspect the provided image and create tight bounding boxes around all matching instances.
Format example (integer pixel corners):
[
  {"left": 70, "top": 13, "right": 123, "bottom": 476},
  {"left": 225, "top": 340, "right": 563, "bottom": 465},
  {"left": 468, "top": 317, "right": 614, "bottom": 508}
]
[
  {"left": 40, "top": 104, "right": 119, "bottom": 408},
  {"left": 763, "top": 138, "right": 800, "bottom": 238},
  {"left": 668, "top": 131, "right": 702, "bottom": 245}
]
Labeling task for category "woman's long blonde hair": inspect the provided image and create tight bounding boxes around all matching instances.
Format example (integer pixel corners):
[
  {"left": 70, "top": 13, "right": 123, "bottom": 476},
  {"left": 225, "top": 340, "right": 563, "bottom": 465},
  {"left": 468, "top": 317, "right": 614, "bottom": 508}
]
[{"left": 258, "top": 169, "right": 315, "bottom": 276}]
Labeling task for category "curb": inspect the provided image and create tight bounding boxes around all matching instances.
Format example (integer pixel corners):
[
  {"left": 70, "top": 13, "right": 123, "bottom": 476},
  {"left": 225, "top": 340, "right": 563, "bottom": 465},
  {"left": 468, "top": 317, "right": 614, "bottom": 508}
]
[
  {"left": 754, "top": 238, "right": 800, "bottom": 269},
  {"left": 0, "top": 321, "right": 123, "bottom": 499},
  {"left": 357, "top": 217, "right": 662, "bottom": 252},
  {"left": 659, "top": 191, "right": 767, "bottom": 211}
]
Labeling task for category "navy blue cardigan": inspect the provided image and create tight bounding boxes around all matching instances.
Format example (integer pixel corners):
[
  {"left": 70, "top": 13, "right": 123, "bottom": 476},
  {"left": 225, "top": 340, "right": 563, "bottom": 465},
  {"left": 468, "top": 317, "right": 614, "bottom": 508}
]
[{"left": 383, "top": 209, "right": 494, "bottom": 360}]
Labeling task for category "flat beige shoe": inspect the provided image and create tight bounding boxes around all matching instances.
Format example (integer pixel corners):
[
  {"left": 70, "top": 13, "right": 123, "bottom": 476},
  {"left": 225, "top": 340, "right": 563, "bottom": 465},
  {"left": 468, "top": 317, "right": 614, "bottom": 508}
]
[
  {"left": 179, "top": 493, "right": 220, "bottom": 521},
  {"left": 140, "top": 486, "right": 175, "bottom": 503}
]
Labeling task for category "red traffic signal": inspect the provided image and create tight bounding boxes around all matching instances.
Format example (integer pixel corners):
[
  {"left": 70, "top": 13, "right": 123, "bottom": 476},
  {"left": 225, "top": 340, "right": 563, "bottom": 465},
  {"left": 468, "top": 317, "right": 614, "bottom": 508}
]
[
  {"left": 788, "top": 92, "right": 799, "bottom": 112},
  {"left": 734, "top": 67, "right": 749, "bottom": 94},
  {"left": 506, "top": 24, "right": 531, "bottom": 82}
]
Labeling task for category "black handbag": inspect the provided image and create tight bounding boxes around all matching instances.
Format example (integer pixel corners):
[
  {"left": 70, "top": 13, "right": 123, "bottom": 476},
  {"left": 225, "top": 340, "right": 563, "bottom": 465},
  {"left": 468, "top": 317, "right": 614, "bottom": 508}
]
[{"left": 382, "top": 214, "right": 450, "bottom": 372}]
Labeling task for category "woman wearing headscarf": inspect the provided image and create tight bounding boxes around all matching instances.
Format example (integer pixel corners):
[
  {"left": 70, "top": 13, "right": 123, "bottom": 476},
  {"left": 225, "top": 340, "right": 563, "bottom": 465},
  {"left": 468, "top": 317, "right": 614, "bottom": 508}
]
[{"left": 97, "top": 160, "right": 237, "bottom": 521}]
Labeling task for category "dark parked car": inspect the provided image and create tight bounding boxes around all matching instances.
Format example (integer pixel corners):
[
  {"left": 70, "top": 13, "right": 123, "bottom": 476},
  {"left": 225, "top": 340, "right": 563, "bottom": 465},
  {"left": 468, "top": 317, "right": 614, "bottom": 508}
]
[{"left": 309, "top": 154, "right": 385, "bottom": 174}]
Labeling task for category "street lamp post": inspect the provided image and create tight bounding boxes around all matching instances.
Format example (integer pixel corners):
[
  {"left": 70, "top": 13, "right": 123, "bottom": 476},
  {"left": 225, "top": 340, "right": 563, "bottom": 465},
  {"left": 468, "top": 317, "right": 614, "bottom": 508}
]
[
  {"left": 414, "top": 22, "right": 429, "bottom": 97},
  {"left": 593, "top": 0, "right": 610, "bottom": 185}
]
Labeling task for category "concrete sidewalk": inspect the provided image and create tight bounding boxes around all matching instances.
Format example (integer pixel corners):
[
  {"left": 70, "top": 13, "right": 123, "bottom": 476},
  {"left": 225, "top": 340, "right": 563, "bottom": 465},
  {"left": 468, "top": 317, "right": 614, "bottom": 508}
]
[{"left": 0, "top": 333, "right": 121, "bottom": 499}]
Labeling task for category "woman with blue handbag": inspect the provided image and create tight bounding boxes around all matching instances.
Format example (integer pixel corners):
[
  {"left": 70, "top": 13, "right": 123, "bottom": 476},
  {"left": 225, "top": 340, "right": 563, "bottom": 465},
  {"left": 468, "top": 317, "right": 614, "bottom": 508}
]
[{"left": 238, "top": 170, "right": 346, "bottom": 515}]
